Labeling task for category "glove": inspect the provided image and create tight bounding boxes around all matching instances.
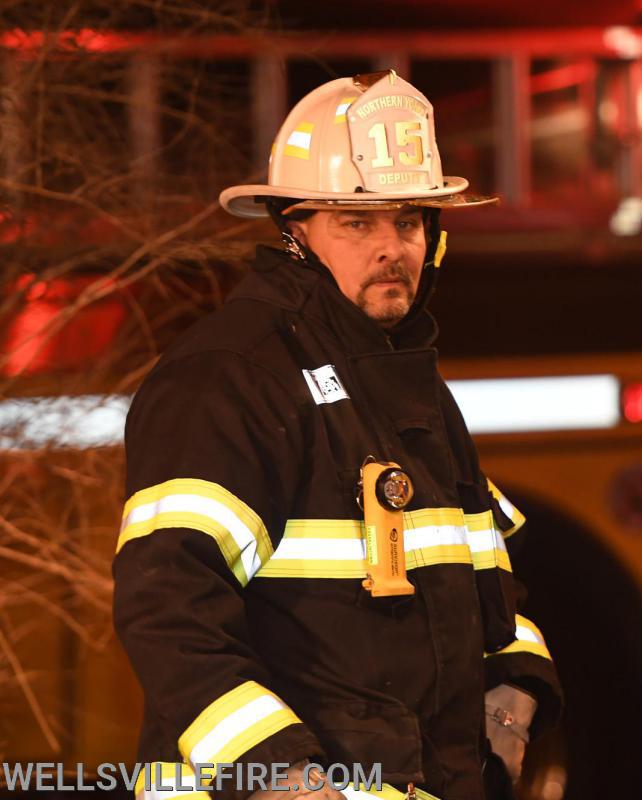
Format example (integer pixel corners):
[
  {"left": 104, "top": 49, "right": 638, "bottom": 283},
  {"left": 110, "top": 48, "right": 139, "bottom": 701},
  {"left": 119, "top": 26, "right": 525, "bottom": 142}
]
[
  {"left": 248, "top": 761, "right": 346, "bottom": 800},
  {"left": 485, "top": 683, "right": 537, "bottom": 784}
]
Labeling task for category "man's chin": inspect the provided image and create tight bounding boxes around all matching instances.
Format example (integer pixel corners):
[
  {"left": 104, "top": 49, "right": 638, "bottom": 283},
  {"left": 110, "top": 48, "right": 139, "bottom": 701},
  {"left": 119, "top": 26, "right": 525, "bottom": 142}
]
[{"left": 361, "top": 299, "right": 411, "bottom": 328}]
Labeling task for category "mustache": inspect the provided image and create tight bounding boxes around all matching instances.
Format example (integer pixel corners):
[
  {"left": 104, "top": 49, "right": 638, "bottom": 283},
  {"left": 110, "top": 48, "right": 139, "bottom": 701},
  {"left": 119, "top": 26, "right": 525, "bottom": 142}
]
[{"left": 362, "top": 264, "right": 413, "bottom": 289}]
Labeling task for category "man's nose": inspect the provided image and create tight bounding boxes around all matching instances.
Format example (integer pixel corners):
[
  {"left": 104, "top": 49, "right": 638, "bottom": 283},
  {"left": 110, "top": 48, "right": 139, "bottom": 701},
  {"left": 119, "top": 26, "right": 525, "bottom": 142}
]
[{"left": 374, "top": 225, "right": 404, "bottom": 263}]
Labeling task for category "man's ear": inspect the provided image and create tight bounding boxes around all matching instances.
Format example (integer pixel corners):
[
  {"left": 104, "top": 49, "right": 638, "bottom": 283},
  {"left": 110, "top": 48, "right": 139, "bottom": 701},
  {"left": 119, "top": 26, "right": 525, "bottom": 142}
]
[{"left": 286, "top": 220, "right": 309, "bottom": 247}]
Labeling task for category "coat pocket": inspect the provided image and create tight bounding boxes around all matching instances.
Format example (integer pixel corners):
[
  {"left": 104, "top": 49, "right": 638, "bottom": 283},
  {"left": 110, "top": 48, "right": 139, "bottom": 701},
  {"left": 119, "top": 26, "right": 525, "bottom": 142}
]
[{"left": 392, "top": 418, "right": 459, "bottom": 509}]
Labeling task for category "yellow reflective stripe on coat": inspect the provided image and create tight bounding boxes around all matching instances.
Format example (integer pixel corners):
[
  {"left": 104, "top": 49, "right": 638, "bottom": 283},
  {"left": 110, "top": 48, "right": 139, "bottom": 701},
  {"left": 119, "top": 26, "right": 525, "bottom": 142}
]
[
  {"left": 485, "top": 614, "right": 552, "bottom": 661},
  {"left": 463, "top": 510, "right": 512, "bottom": 572},
  {"left": 117, "top": 478, "right": 273, "bottom": 587},
  {"left": 134, "top": 762, "right": 210, "bottom": 800},
  {"left": 343, "top": 784, "right": 440, "bottom": 800},
  {"left": 257, "top": 507, "right": 511, "bottom": 578},
  {"left": 179, "top": 681, "right": 302, "bottom": 777},
  {"left": 407, "top": 507, "right": 510, "bottom": 572},
  {"left": 487, "top": 479, "right": 526, "bottom": 538}
]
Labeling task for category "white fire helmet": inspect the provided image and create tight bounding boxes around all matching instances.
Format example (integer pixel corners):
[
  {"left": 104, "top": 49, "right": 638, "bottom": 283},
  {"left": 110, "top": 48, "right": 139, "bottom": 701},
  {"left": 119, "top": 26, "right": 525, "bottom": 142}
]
[{"left": 220, "top": 69, "right": 497, "bottom": 218}]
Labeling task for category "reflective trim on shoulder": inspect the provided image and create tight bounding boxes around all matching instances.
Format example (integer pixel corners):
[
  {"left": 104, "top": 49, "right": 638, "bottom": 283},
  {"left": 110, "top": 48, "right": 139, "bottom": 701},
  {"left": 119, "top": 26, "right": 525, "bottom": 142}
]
[
  {"left": 134, "top": 762, "right": 210, "bottom": 800},
  {"left": 117, "top": 478, "right": 273, "bottom": 587},
  {"left": 485, "top": 614, "right": 552, "bottom": 661},
  {"left": 487, "top": 479, "right": 526, "bottom": 538},
  {"left": 178, "top": 681, "right": 302, "bottom": 779},
  {"left": 257, "top": 507, "right": 511, "bottom": 578}
]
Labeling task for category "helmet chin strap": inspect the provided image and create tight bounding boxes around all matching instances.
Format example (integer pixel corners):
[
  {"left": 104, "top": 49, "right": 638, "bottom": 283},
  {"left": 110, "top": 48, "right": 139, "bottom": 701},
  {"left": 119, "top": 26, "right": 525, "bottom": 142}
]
[
  {"left": 266, "top": 197, "right": 310, "bottom": 262},
  {"left": 424, "top": 208, "right": 442, "bottom": 267},
  {"left": 280, "top": 230, "right": 307, "bottom": 261},
  {"left": 421, "top": 208, "right": 445, "bottom": 306}
]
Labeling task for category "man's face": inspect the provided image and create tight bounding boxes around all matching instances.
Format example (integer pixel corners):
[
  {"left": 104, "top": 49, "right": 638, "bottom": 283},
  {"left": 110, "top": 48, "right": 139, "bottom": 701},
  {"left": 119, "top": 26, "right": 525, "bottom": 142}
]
[{"left": 287, "top": 207, "right": 426, "bottom": 328}]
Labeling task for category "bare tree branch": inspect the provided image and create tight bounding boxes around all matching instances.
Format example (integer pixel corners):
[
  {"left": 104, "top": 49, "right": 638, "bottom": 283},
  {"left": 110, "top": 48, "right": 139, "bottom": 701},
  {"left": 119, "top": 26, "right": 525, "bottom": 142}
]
[{"left": 0, "top": 1, "right": 267, "bottom": 757}]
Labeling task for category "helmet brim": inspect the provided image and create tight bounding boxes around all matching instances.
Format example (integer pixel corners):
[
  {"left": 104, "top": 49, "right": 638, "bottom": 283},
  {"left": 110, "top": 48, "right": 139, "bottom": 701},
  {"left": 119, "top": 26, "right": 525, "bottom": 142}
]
[{"left": 219, "top": 177, "right": 497, "bottom": 218}]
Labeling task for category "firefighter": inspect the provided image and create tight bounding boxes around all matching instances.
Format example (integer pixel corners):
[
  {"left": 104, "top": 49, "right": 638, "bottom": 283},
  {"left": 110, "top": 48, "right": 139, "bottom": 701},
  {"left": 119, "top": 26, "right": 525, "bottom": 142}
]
[{"left": 114, "top": 71, "right": 561, "bottom": 800}]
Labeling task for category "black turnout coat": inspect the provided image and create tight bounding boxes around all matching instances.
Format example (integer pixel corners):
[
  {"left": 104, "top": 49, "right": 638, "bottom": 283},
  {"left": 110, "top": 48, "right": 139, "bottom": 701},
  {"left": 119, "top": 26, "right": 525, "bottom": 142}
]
[{"left": 113, "top": 246, "right": 561, "bottom": 800}]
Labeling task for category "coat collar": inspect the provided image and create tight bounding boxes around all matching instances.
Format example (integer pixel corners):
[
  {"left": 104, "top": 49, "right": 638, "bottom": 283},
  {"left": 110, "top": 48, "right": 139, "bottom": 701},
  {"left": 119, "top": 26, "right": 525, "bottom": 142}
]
[{"left": 227, "top": 245, "right": 439, "bottom": 356}]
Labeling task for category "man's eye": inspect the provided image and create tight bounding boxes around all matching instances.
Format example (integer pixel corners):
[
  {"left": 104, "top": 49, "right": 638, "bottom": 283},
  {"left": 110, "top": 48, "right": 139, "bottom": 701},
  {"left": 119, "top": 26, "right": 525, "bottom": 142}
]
[
  {"left": 397, "top": 219, "right": 420, "bottom": 230},
  {"left": 346, "top": 219, "right": 366, "bottom": 229}
]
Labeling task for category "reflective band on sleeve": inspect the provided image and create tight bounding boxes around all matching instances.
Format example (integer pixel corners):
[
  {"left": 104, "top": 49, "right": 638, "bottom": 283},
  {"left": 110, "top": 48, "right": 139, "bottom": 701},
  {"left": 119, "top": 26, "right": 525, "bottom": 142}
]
[
  {"left": 179, "top": 681, "right": 302, "bottom": 778},
  {"left": 485, "top": 614, "right": 552, "bottom": 661},
  {"left": 117, "top": 478, "right": 273, "bottom": 587},
  {"left": 257, "top": 507, "right": 511, "bottom": 578},
  {"left": 487, "top": 479, "right": 526, "bottom": 538},
  {"left": 134, "top": 763, "right": 210, "bottom": 800}
]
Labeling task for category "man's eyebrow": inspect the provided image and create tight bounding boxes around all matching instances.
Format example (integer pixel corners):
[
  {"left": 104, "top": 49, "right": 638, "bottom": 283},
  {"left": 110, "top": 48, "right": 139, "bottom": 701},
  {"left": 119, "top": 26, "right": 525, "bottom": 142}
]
[{"left": 334, "top": 210, "right": 370, "bottom": 219}]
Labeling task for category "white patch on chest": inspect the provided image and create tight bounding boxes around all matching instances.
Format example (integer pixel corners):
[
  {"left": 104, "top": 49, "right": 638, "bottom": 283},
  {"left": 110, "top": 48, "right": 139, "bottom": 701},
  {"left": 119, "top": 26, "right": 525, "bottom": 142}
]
[{"left": 302, "top": 365, "right": 350, "bottom": 405}]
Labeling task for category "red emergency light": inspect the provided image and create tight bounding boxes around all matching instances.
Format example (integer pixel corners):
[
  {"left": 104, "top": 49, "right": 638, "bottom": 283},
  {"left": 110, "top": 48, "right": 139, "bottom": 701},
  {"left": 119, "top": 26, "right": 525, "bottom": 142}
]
[
  {"left": 622, "top": 382, "right": 642, "bottom": 423},
  {"left": 2, "top": 273, "right": 128, "bottom": 377}
]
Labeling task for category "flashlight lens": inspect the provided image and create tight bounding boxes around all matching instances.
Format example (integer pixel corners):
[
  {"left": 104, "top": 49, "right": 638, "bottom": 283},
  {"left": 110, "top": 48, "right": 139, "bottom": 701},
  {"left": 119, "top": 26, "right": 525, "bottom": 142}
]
[{"left": 377, "top": 468, "right": 414, "bottom": 509}]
